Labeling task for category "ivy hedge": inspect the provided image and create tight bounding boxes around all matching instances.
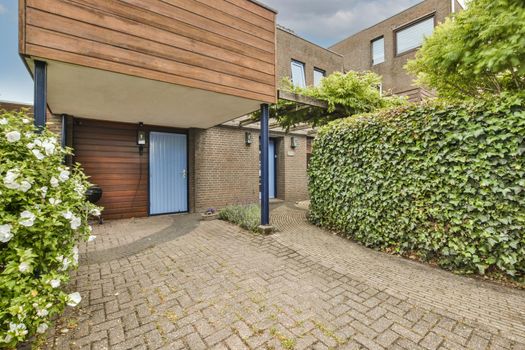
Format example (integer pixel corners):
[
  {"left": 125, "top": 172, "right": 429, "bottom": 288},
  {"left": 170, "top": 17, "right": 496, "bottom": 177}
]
[{"left": 308, "top": 95, "right": 525, "bottom": 278}]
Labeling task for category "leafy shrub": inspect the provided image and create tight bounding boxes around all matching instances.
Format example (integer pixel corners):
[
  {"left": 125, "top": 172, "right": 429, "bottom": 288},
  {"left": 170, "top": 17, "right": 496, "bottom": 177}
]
[
  {"left": 0, "top": 110, "right": 101, "bottom": 347},
  {"left": 308, "top": 94, "right": 525, "bottom": 278},
  {"left": 219, "top": 204, "right": 260, "bottom": 233}
]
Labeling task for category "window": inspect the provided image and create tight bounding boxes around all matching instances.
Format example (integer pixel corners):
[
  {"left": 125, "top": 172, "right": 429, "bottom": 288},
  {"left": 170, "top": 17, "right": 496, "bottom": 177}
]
[
  {"left": 371, "top": 37, "right": 385, "bottom": 65},
  {"left": 291, "top": 60, "right": 306, "bottom": 88},
  {"left": 313, "top": 68, "right": 325, "bottom": 87},
  {"left": 395, "top": 16, "right": 434, "bottom": 55}
]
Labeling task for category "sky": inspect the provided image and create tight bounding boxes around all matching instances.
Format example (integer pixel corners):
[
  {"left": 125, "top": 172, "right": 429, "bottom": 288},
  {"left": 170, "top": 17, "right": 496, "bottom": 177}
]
[{"left": 0, "top": 0, "right": 422, "bottom": 104}]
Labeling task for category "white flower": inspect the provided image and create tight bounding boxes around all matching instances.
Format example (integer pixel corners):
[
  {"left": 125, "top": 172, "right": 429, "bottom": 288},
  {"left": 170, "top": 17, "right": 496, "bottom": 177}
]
[
  {"left": 42, "top": 139, "right": 56, "bottom": 155},
  {"left": 49, "top": 279, "right": 61, "bottom": 288},
  {"left": 6, "top": 131, "right": 21, "bottom": 143},
  {"left": 8, "top": 323, "right": 27, "bottom": 337},
  {"left": 88, "top": 235, "right": 96, "bottom": 242},
  {"left": 59, "top": 169, "right": 70, "bottom": 182},
  {"left": 39, "top": 186, "right": 48, "bottom": 198},
  {"left": 22, "top": 118, "right": 30, "bottom": 124},
  {"left": 19, "top": 210, "right": 35, "bottom": 227},
  {"left": 4, "top": 181, "right": 20, "bottom": 190},
  {"left": 70, "top": 216, "right": 81, "bottom": 230},
  {"left": 67, "top": 292, "right": 82, "bottom": 307},
  {"left": 36, "top": 307, "right": 48, "bottom": 317},
  {"left": 72, "top": 246, "right": 79, "bottom": 264},
  {"left": 32, "top": 149, "right": 45, "bottom": 160},
  {"left": 19, "top": 180, "right": 31, "bottom": 193},
  {"left": 90, "top": 208, "right": 101, "bottom": 217},
  {"left": 50, "top": 177, "right": 59, "bottom": 188},
  {"left": 0, "top": 118, "right": 7, "bottom": 125},
  {"left": 2, "top": 334, "right": 13, "bottom": 343},
  {"left": 36, "top": 323, "right": 48, "bottom": 334},
  {"left": 0, "top": 224, "right": 13, "bottom": 243},
  {"left": 60, "top": 257, "right": 70, "bottom": 271},
  {"left": 49, "top": 198, "right": 61, "bottom": 205},
  {"left": 27, "top": 142, "right": 35, "bottom": 149},
  {"left": 3, "top": 169, "right": 20, "bottom": 189},
  {"left": 62, "top": 211, "right": 73, "bottom": 220},
  {"left": 18, "top": 262, "right": 30, "bottom": 273}
]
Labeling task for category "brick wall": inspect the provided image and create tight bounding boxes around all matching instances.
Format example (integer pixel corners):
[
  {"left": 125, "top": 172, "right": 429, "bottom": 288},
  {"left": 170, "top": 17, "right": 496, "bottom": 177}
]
[
  {"left": 0, "top": 101, "right": 62, "bottom": 135},
  {"left": 280, "top": 135, "right": 308, "bottom": 202},
  {"left": 191, "top": 126, "right": 309, "bottom": 212},
  {"left": 277, "top": 28, "right": 343, "bottom": 87},
  {"left": 330, "top": 0, "right": 452, "bottom": 99},
  {"left": 192, "top": 126, "right": 260, "bottom": 212}
]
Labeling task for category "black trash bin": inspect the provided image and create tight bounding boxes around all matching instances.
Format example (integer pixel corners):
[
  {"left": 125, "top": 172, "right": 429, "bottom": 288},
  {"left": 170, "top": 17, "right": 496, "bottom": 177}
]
[{"left": 85, "top": 185, "right": 103, "bottom": 224}]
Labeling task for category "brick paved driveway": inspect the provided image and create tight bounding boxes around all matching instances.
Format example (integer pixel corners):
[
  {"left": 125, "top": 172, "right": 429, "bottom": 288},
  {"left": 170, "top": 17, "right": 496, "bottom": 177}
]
[{"left": 46, "top": 204, "right": 525, "bottom": 349}]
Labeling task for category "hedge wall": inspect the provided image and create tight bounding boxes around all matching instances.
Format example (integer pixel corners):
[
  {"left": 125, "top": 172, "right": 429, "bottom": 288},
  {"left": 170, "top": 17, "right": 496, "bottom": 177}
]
[{"left": 308, "top": 95, "right": 525, "bottom": 278}]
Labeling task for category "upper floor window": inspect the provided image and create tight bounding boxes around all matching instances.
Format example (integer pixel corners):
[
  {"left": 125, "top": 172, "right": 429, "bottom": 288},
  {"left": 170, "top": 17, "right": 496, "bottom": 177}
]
[
  {"left": 371, "top": 37, "right": 385, "bottom": 65},
  {"left": 313, "top": 68, "right": 326, "bottom": 87},
  {"left": 395, "top": 16, "right": 435, "bottom": 55},
  {"left": 291, "top": 60, "right": 306, "bottom": 88}
]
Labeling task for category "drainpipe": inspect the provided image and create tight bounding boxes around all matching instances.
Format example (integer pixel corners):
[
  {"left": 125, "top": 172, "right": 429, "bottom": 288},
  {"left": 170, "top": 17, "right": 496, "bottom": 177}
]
[
  {"left": 34, "top": 60, "right": 47, "bottom": 133},
  {"left": 260, "top": 103, "right": 270, "bottom": 226},
  {"left": 451, "top": 0, "right": 455, "bottom": 13}
]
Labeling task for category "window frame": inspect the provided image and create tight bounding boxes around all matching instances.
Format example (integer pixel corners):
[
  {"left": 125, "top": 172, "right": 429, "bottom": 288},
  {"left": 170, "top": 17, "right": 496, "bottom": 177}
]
[
  {"left": 370, "top": 36, "right": 385, "bottom": 66},
  {"left": 394, "top": 13, "right": 436, "bottom": 57},
  {"left": 290, "top": 59, "right": 307, "bottom": 88},
  {"left": 313, "top": 67, "right": 326, "bottom": 87}
]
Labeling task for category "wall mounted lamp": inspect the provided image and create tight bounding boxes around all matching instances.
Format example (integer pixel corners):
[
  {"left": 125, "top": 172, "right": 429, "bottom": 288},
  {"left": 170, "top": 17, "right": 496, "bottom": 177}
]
[
  {"left": 245, "top": 132, "right": 253, "bottom": 145},
  {"left": 137, "top": 122, "right": 146, "bottom": 155},
  {"left": 291, "top": 136, "right": 299, "bottom": 149}
]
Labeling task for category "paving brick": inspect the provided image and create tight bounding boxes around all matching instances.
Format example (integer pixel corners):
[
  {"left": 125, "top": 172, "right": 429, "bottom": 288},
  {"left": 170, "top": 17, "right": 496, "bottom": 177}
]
[{"left": 37, "top": 204, "right": 525, "bottom": 350}]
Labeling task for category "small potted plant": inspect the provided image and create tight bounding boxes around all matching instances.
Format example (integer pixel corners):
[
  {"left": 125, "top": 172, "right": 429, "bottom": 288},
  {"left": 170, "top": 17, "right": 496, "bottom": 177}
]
[{"left": 201, "top": 208, "right": 219, "bottom": 221}]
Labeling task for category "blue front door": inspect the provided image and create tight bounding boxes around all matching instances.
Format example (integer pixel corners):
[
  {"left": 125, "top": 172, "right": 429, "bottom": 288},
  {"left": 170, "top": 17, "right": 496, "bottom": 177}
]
[{"left": 149, "top": 132, "right": 188, "bottom": 215}]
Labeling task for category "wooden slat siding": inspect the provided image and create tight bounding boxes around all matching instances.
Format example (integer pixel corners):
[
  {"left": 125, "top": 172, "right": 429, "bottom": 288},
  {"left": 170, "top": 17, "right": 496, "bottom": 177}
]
[
  {"left": 22, "top": 0, "right": 276, "bottom": 104},
  {"left": 26, "top": 26, "right": 274, "bottom": 97},
  {"left": 73, "top": 119, "right": 149, "bottom": 220},
  {"left": 19, "top": 0, "right": 27, "bottom": 54},
  {"left": 26, "top": 45, "right": 273, "bottom": 103},
  {"left": 195, "top": 0, "right": 274, "bottom": 33},
  {"left": 26, "top": 8, "right": 274, "bottom": 84},
  {"left": 161, "top": 0, "right": 274, "bottom": 42},
  {"left": 120, "top": 0, "right": 274, "bottom": 51},
  {"left": 227, "top": 0, "right": 275, "bottom": 21},
  {"left": 63, "top": 0, "right": 275, "bottom": 65}
]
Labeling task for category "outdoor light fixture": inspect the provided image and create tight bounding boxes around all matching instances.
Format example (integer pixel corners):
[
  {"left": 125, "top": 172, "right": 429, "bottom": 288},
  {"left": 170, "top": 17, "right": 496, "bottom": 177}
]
[
  {"left": 245, "top": 132, "right": 253, "bottom": 145},
  {"left": 291, "top": 136, "right": 299, "bottom": 149},
  {"left": 137, "top": 122, "right": 146, "bottom": 155}
]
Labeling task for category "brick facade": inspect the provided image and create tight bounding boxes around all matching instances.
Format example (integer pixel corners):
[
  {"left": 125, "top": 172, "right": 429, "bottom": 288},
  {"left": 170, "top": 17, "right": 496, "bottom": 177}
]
[
  {"left": 190, "top": 126, "right": 309, "bottom": 212},
  {"left": 330, "top": 0, "right": 456, "bottom": 100}
]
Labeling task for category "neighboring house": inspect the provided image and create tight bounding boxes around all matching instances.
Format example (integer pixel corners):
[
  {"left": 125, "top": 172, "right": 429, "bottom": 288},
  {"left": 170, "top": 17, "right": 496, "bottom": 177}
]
[
  {"left": 14, "top": 2, "right": 342, "bottom": 220},
  {"left": 330, "top": 0, "right": 465, "bottom": 101}
]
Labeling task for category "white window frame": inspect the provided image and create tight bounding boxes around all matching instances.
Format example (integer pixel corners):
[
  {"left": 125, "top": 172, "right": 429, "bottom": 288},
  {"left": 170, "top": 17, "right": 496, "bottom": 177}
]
[
  {"left": 395, "top": 15, "right": 435, "bottom": 56},
  {"left": 313, "top": 68, "right": 326, "bottom": 87},
  {"left": 291, "top": 60, "right": 306, "bottom": 88},
  {"left": 371, "top": 37, "right": 385, "bottom": 65}
]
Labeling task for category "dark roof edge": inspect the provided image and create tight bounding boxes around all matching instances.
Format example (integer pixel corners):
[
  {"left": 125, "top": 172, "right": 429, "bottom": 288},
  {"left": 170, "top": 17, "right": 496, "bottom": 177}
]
[
  {"left": 277, "top": 27, "right": 344, "bottom": 57},
  {"left": 248, "top": 0, "right": 278, "bottom": 14}
]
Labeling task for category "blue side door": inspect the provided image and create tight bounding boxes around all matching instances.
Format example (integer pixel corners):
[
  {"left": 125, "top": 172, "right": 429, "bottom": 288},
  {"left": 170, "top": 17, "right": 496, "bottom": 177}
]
[{"left": 149, "top": 132, "right": 188, "bottom": 215}]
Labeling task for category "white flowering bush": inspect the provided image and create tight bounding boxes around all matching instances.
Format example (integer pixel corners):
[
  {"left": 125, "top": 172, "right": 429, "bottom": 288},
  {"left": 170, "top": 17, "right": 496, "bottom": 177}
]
[{"left": 0, "top": 110, "right": 101, "bottom": 347}]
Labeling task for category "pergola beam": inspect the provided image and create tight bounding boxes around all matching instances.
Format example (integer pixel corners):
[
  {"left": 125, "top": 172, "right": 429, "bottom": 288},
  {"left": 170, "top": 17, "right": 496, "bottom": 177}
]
[{"left": 278, "top": 90, "right": 328, "bottom": 109}]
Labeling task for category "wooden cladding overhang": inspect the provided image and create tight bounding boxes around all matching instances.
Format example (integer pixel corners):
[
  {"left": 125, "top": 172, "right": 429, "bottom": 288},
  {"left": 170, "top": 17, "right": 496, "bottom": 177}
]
[{"left": 19, "top": 0, "right": 277, "bottom": 128}]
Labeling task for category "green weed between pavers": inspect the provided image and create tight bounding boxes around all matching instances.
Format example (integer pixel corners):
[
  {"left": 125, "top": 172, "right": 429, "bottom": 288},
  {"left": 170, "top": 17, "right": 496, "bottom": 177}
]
[
  {"left": 309, "top": 94, "right": 525, "bottom": 280},
  {"left": 269, "top": 327, "right": 296, "bottom": 350},
  {"left": 218, "top": 204, "right": 260, "bottom": 233}
]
